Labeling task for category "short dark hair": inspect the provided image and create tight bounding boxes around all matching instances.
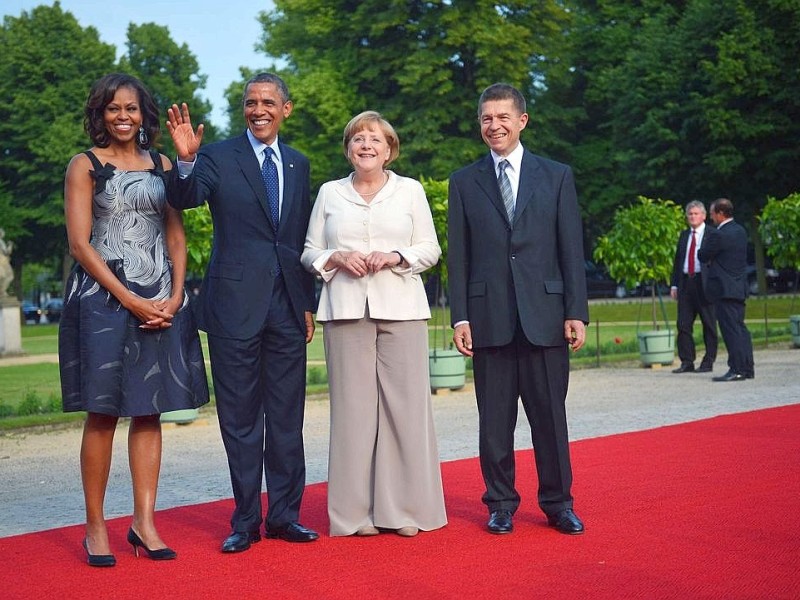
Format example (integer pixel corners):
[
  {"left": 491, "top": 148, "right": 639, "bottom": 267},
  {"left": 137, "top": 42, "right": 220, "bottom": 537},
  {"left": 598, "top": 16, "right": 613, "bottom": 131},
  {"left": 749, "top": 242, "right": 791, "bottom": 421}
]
[
  {"left": 711, "top": 197, "right": 734, "bottom": 218},
  {"left": 84, "top": 73, "right": 160, "bottom": 149},
  {"left": 478, "top": 83, "right": 526, "bottom": 118},
  {"left": 243, "top": 72, "right": 291, "bottom": 105}
]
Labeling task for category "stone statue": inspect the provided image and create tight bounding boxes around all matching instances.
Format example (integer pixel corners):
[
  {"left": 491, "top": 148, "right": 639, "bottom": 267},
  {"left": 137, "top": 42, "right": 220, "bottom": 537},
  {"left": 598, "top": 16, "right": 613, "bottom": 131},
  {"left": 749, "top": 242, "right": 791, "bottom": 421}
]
[{"left": 0, "top": 228, "right": 14, "bottom": 298}]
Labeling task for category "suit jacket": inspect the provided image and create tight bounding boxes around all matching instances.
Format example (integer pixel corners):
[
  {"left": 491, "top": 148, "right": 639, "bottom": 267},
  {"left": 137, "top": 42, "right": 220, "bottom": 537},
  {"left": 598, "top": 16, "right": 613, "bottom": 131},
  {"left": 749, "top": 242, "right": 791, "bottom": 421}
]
[
  {"left": 301, "top": 172, "right": 441, "bottom": 321},
  {"left": 697, "top": 220, "right": 748, "bottom": 302},
  {"left": 670, "top": 227, "right": 712, "bottom": 303},
  {"left": 168, "top": 133, "right": 316, "bottom": 339},
  {"left": 447, "top": 150, "right": 589, "bottom": 348}
]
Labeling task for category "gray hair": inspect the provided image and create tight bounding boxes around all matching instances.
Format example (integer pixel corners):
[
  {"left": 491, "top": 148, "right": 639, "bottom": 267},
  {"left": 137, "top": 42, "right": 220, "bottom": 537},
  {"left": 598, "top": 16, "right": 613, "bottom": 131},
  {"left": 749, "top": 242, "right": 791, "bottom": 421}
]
[{"left": 684, "top": 200, "right": 707, "bottom": 215}]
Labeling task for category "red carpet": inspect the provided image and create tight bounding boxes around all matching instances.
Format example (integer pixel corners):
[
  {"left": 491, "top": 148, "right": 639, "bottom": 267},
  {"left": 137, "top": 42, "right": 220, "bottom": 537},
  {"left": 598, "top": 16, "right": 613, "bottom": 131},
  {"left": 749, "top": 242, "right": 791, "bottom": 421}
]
[{"left": 2, "top": 405, "right": 798, "bottom": 600}]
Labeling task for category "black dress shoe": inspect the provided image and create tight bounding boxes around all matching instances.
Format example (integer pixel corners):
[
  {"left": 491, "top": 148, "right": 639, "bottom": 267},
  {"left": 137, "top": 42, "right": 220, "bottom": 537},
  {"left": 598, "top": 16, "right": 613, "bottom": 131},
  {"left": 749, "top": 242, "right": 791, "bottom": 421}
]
[
  {"left": 695, "top": 364, "right": 713, "bottom": 373},
  {"left": 265, "top": 522, "right": 319, "bottom": 543},
  {"left": 547, "top": 509, "right": 585, "bottom": 535},
  {"left": 221, "top": 530, "right": 261, "bottom": 553},
  {"left": 671, "top": 363, "right": 694, "bottom": 373},
  {"left": 712, "top": 371, "right": 746, "bottom": 382},
  {"left": 487, "top": 509, "right": 513, "bottom": 534}
]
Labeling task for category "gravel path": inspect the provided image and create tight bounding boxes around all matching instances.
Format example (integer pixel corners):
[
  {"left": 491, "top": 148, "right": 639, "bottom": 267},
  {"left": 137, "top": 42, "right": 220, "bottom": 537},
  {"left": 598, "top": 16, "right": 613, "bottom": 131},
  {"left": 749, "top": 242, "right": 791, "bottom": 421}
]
[{"left": 1, "top": 347, "right": 798, "bottom": 538}]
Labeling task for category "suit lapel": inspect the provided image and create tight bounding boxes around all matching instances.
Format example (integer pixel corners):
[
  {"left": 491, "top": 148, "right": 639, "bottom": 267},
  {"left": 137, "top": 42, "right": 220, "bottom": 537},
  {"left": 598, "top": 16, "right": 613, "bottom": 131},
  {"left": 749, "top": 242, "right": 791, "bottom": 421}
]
[
  {"left": 474, "top": 155, "right": 511, "bottom": 225},
  {"left": 514, "top": 151, "right": 539, "bottom": 225},
  {"left": 233, "top": 134, "right": 274, "bottom": 227},
  {"left": 278, "top": 142, "right": 296, "bottom": 232}
]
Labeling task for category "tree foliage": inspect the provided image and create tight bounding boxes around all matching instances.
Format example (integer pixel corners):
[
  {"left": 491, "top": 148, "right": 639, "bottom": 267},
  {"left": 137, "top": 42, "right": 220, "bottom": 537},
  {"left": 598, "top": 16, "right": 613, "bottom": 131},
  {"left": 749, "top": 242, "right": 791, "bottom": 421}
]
[
  {"left": 0, "top": 5, "right": 216, "bottom": 298},
  {"left": 119, "top": 22, "right": 219, "bottom": 155},
  {"left": 594, "top": 196, "right": 685, "bottom": 328},
  {"left": 540, "top": 0, "right": 800, "bottom": 245},
  {"left": 255, "top": 0, "right": 572, "bottom": 188},
  {"left": 0, "top": 3, "right": 115, "bottom": 295},
  {"left": 759, "top": 193, "right": 800, "bottom": 271}
]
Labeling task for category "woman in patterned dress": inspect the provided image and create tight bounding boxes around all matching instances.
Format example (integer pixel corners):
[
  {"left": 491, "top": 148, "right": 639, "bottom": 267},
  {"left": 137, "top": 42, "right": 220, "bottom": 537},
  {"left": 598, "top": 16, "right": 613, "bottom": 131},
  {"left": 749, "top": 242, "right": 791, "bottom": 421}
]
[{"left": 61, "top": 73, "right": 208, "bottom": 566}]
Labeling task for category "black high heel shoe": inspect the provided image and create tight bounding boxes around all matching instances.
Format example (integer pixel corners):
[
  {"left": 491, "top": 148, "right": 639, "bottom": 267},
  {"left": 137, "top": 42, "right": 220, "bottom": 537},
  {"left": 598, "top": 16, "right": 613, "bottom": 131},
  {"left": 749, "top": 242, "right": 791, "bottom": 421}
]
[
  {"left": 82, "top": 537, "right": 116, "bottom": 567},
  {"left": 127, "top": 528, "right": 177, "bottom": 560}
]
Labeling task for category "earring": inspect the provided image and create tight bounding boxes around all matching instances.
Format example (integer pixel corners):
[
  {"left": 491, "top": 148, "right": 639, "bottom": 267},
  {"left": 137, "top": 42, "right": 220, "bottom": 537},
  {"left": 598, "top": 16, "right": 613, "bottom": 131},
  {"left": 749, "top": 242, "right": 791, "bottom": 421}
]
[{"left": 138, "top": 126, "right": 148, "bottom": 146}]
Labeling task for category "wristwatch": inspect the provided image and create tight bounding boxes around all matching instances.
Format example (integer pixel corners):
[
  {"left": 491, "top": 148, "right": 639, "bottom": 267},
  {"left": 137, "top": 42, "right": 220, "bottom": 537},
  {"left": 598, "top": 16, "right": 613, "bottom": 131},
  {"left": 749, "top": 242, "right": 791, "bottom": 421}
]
[{"left": 393, "top": 250, "right": 405, "bottom": 265}]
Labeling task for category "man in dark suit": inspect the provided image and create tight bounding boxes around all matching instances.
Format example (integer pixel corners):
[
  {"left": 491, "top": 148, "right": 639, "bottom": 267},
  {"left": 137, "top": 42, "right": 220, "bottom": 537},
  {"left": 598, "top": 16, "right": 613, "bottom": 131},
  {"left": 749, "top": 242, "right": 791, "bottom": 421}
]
[
  {"left": 698, "top": 198, "right": 754, "bottom": 382},
  {"left": 447, "top": 83, "right": 589, "bottom": 536},
  {"left": 669, "top": 200, "right": 717, "bottom": 374},
  {"left": 166, "top": 73, "right": 319, "bottom": 551}
]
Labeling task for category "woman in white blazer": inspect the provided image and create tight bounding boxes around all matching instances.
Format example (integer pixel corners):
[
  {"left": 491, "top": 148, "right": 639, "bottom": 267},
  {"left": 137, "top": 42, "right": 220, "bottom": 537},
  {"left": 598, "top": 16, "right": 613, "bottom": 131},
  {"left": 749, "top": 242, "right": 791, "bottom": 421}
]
[{"left": 302, "top": 111, "right": 447, "bottom": 537}]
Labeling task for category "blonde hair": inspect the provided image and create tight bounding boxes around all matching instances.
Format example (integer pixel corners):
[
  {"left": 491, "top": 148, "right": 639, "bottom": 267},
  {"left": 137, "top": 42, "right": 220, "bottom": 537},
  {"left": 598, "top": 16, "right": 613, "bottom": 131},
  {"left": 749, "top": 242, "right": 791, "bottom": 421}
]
[{"left": 342, "top": 111, "right": 400, "bottom": 166}]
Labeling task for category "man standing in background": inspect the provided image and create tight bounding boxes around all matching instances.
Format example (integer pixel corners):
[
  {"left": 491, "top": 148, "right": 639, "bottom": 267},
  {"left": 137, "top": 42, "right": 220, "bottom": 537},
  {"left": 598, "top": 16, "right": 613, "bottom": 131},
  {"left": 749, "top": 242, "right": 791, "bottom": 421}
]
[
  {"left": 670, "top": 200, "right": 717, "bottom": 374},
  {"left": 698, "top": 198, "right": 754, "bottom": 382}
]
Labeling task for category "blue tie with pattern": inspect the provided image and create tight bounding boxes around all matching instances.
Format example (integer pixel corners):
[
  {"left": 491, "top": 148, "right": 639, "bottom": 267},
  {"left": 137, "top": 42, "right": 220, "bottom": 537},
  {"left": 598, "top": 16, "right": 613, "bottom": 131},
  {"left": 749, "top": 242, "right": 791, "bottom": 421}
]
[{"left": 261, "top": 147, "right": 280, "bottom": 231}]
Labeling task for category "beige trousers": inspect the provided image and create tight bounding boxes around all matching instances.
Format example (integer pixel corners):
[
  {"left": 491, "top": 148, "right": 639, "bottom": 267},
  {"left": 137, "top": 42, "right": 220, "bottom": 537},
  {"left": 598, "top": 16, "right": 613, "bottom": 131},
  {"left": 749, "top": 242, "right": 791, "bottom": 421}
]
[{"left": 323, "top": 314, "right": 447, "bottom": 536}]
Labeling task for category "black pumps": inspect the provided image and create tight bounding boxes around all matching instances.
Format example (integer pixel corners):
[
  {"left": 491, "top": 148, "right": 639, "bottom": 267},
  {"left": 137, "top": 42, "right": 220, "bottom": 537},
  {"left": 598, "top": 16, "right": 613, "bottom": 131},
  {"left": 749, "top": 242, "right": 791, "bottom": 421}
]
[
  {"left": 82, "top": 537, "right": 116, "bottom": 567},
  {"left": 127, "top": 528, "right": 177, "bottom": 560}
]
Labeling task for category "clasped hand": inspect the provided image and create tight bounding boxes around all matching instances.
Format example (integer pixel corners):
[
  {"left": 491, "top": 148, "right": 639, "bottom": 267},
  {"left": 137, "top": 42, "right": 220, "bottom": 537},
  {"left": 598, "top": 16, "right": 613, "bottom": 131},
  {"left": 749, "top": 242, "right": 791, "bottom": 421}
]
[
  {"left": 128, "top": 296, "right": 178, "bottom": 330},
  {"left": 332, "top": 250, "right": 401, "bottom": 277}
]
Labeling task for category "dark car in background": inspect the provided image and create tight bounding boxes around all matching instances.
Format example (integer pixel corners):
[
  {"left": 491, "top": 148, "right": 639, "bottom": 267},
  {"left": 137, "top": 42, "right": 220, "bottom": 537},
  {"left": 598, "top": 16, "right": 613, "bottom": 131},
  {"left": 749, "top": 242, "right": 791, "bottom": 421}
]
[
  {"left": 21, "top": 301, "right": 42, "bottom": 324},
  {"left": 44, "top": 298, "right": 64, "bottom": 323},
  {"left": 585, "top": 260, "right": 627, "bottom": 299}
]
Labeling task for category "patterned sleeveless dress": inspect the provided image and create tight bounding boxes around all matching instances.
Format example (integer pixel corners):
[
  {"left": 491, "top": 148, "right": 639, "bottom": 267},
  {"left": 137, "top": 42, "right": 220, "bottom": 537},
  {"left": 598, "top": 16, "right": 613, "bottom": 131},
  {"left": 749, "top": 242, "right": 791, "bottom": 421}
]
[{"left": 59, "top": 150, "right": 209, "bottom": 416}]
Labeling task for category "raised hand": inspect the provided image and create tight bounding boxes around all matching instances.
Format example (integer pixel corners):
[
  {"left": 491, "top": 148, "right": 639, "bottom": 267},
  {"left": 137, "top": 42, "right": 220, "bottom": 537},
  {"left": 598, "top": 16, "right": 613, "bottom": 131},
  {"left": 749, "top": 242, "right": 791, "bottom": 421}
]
[{"left": 166, "top": 103, "right": 204, "bottom": 161}]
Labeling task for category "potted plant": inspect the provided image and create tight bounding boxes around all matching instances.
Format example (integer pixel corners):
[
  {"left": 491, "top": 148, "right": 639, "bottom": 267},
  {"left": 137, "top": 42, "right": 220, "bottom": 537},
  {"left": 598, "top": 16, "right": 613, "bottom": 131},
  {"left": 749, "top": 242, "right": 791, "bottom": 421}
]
[
  {"left": 421, "top": 177, "right": 465, "bottom": 391},
  {"left": 594, "top": 196, "right": 685, "bottom": 365},
  {"left": 759, "top": 192, "right": 800, "bottom": 347}
]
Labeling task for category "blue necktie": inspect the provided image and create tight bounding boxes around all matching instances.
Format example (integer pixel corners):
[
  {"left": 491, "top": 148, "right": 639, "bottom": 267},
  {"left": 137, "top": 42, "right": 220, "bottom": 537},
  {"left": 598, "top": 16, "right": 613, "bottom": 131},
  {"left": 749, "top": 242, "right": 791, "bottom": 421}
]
[
  {"left": 261, "top": 147, "right": 280, "bottom": 230},
  {"left": 498, "top": 159, "right": 515, "bottom": 223}
]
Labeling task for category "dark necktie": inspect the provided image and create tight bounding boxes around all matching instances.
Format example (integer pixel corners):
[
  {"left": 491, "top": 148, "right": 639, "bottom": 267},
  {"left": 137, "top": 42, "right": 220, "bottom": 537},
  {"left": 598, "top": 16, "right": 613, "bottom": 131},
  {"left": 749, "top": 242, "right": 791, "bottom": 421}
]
[
  {"left": 497, "top": 159, "right": 515, "bottom": 222},
  {"left": 688, "top": 230, "right": 696, "bottom": 276},
  {"left": 261, "top": 147, "right": 280, "bottom": 230}
]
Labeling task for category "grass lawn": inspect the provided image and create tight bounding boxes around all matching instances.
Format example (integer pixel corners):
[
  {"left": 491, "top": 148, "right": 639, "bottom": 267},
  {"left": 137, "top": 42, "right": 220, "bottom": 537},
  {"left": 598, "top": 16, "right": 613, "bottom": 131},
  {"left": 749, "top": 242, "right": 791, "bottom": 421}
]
[{"left": 2, "top": 294, "right": 796, "bottom": 428}]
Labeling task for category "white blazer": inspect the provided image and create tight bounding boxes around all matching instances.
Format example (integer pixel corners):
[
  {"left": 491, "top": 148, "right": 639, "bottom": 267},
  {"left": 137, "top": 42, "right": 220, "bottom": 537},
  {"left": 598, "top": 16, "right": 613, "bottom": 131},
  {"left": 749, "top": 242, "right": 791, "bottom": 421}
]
[{"left": 302, "top": 171, "right": 441, "bottom": 322}]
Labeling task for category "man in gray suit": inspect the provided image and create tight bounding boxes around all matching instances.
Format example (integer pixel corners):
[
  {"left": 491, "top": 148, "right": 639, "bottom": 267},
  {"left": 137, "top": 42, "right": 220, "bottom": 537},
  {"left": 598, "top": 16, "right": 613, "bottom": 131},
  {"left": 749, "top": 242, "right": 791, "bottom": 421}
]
[
  {"left": 448, "top": 83, "right": 589, "bottom": 536},
  {"left": 166, "top": 73, "right": 319, "bottom": 552}
]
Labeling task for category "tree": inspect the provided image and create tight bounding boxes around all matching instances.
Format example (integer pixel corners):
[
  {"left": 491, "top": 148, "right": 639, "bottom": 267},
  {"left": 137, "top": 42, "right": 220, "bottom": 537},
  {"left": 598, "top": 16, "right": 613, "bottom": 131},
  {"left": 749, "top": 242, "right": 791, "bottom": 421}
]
[
  {"left": 594, "top": 196, "right": 685, "bottom": 330},
  {"left": 541, "top": 0, "right": 800, "bottom": 247},
  {"left": 119, "top": 22, "right": 219, "bottom": 155},
  {"left": 255, "top": 0, "right": 572, "bottom": 188},
  {"left": 759, "top": 192, "right": 800, "bottom": 309},
  {"left": 0, "top": 2, "right": 116, "bottom": 297}
]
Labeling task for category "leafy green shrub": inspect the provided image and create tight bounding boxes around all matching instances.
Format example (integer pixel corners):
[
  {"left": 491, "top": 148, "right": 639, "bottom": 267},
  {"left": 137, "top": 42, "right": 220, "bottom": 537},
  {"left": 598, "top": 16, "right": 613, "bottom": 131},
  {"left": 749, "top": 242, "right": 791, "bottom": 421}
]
[
  {"left": 17, "top": 390, "right": 45, "bottom": 416},
  {"left": 306, "top": 367, "right": 328, "bottom": 385},
  {"left": 48, "top": 393, "right": 62, "bottom": 413},
  {"left": 0, "top": 402, "right": 14, "bottom": 418}
]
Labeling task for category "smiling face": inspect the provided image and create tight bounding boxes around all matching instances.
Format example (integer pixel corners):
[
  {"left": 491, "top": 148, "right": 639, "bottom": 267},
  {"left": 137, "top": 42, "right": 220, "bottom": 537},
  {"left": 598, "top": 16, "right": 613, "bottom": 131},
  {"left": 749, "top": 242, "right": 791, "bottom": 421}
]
[
  {"left": 347, "top": 124, "right": 392, "bottom": 174},
  {"left": 103, "top": 86, "right": 142, "bottom": 144},
  {"left": 243, "top": 82, "right": 292, "bottom": 145},
  {"left": 479, "top": 98, "right": 528, "bottom": 157}
]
